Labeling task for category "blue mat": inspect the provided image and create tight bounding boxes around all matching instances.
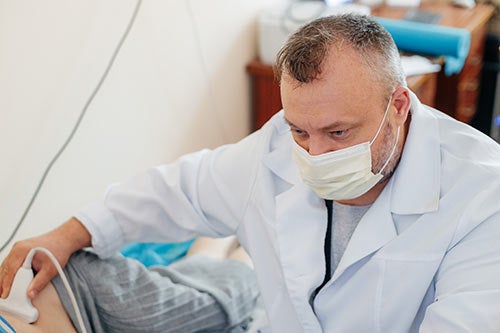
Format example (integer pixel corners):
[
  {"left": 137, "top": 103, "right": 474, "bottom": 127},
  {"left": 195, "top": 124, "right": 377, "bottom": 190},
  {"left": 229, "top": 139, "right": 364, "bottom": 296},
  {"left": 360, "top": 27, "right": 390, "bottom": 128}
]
[{"left": 120, "top": 240, "right": 195, "bottom": 267}]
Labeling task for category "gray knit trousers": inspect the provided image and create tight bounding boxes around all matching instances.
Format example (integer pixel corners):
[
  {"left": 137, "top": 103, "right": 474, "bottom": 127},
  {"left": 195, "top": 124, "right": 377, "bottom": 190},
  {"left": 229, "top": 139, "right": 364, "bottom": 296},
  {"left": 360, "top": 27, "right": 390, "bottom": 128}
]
[{"left": 52, "top": 250, "right": 260, "bottom": 333}]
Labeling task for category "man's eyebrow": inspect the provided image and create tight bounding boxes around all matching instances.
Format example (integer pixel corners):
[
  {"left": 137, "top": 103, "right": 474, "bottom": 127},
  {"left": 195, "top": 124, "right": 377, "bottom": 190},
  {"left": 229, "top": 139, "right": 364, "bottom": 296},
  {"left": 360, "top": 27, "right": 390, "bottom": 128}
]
[
  {"left": 284, "top": 117, "right": 354, "bottom": 131},
  {"left": 284, "top": 118, "right": 298, "bottom": 128}
]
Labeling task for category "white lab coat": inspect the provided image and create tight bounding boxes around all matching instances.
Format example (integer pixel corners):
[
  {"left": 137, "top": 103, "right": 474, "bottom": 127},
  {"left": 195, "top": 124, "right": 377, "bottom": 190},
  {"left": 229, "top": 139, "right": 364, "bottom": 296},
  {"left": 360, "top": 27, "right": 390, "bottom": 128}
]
[{"left": 77, "top": 93, "right": 500, "bottom": 332}]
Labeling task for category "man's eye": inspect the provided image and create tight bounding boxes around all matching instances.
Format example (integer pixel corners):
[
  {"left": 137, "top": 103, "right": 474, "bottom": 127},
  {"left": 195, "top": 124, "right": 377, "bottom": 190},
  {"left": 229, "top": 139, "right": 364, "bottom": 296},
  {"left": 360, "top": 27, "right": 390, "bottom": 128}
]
[
  {"left": 291, "top": 128, "right": 307, "bottom": 136},
  {"left": 330, "top": 130, "right": 347, "bottom": 137}
]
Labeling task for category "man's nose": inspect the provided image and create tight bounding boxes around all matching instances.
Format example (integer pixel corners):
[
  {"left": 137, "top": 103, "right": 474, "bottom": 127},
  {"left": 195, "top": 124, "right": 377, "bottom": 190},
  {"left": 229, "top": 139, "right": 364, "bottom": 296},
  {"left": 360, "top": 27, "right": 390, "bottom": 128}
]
[{"left": 307, "top": 137, "right": 333, "bottom": 156}]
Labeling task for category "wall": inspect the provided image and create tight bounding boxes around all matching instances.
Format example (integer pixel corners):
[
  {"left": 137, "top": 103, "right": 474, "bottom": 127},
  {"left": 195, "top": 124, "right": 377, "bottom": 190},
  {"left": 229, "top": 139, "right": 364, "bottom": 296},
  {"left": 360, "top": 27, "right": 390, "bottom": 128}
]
[{"left": 0, "top": 0, "right": 285, "bottom": 258}]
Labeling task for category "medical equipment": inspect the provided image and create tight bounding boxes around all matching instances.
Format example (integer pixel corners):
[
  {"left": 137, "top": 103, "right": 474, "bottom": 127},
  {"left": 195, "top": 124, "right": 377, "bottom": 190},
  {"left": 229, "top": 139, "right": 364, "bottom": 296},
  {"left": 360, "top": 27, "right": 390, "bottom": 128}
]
[
  {"left": 0, "top": 265, "right": 38, "bottom": 323},
  {"left": 0, "top": 248, "right": 88, "bottom": 333},
  {"left": 0, "top": 314, "right": 15, "bottom": 333},
  {"left": 258, "top": 2, "right": 370, "bottom": 64}
]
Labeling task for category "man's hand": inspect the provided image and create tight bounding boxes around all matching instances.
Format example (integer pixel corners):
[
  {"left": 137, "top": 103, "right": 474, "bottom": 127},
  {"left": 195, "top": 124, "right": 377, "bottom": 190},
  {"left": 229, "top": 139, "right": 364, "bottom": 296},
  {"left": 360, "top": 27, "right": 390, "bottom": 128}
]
[{"left": 0, "top": 217, "right": 91, "bottom": 300}]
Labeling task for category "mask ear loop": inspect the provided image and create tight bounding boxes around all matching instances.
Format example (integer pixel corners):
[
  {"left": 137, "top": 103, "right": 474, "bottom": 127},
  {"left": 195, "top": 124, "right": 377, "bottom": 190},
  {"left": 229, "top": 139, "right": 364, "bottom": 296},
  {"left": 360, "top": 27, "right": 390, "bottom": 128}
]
[
  {"left": 378, "top": 125, "right": 400, "bottom": 175},
  {"left": 370, "top": 96, "right": 393, "bottom": 146}
]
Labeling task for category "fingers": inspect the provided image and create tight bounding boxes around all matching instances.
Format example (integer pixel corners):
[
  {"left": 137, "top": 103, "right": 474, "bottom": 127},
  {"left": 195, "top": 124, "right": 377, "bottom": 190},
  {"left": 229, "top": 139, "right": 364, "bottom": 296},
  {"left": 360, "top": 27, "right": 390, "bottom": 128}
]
[
  {"left": 0, "top": 263, "right": 12, "bottom": 299},
  {"left": 0, "top": 241, "right": 30, "bottom": 299},
  {"left": 27, "top": 256, "right": 59, "bottom": 299}
]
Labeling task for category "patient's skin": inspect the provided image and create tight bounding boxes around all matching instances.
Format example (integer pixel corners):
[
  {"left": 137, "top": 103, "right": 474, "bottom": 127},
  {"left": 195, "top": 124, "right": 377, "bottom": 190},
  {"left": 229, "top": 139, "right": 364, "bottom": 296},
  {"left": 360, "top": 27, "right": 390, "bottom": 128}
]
[{"left": 0, "top": 282, "right": 76, "bottom": 333}]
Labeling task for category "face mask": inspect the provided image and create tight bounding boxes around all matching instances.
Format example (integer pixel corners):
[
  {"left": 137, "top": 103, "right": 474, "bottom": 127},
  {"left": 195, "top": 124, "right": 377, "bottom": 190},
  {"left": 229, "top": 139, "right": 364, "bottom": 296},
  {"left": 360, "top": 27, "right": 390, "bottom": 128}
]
[{"left": 292, "top": 97, "right": 400, "bottom": 200}]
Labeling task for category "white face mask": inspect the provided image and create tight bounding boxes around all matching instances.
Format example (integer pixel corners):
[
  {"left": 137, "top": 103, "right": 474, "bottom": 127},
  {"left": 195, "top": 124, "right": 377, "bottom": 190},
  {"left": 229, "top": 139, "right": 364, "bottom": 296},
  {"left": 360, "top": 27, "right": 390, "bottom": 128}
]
[{"left": 292, "top": 97, "right": 400, "bottom": 200}]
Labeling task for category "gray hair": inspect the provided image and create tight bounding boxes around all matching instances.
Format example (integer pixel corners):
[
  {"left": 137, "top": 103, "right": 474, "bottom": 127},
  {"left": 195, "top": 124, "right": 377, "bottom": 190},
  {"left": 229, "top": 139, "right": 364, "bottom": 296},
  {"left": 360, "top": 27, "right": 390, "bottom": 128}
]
[{"left": 275, "top": 14, "right": 407, "bottom": 98}]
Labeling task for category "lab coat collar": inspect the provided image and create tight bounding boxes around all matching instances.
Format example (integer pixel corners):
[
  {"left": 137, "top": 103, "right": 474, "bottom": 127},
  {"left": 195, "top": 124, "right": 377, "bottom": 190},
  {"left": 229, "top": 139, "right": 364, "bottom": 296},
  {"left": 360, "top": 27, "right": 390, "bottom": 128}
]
[
  {"left": 261, "top": 116, "right": 301, "bottom": 186},
  {"left": 331, "top": 175, "right": 396, "bottom": 280},
  {"left": 274, "top": 182, "right": 327, "bottom": 332},
  {"left": 388, "top": 91, "right": 441, "bottom": 215},
  {"left": 262, "top": 124, "right": 326, "bottom": 331}
]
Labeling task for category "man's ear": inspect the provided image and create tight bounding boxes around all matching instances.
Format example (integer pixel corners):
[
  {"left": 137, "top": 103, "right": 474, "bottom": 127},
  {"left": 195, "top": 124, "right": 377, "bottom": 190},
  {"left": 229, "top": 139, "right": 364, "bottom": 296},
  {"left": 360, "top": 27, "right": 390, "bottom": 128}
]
[{"left": 392, "top": 86, "right": 411, "bottom": 126}]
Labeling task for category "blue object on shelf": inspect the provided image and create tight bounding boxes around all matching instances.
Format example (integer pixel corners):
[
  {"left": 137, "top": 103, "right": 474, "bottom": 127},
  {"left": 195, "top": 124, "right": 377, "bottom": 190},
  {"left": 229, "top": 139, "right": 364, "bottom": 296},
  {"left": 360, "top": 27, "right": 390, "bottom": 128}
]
[{"left": 375, "top": 17, "right": 471, "bottom": 76}]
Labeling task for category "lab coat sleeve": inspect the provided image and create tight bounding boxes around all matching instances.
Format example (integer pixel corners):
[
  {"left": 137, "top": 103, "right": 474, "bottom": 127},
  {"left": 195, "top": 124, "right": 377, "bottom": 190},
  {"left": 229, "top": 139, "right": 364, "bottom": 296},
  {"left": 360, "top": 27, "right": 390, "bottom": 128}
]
[
  {"left": 75, "top": 130, "right": 267, "bottom": 258},
  {"left": 419, "top": 181, "right": 500, "bottom": 332}
]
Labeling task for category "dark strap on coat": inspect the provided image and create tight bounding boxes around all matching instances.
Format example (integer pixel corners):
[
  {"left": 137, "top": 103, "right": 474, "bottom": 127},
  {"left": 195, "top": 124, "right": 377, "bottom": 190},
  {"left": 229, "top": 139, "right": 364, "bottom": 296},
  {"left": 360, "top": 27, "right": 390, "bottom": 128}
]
[{"left": 314, "top": 199, "right": 333, "bottom": 296}]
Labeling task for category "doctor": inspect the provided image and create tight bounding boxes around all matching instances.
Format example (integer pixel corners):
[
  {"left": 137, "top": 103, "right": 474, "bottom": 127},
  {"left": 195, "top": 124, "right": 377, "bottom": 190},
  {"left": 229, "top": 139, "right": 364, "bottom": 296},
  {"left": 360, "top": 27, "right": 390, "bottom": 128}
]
[{"left": 2, "top": 13, "right": 500, "bottom": 332}]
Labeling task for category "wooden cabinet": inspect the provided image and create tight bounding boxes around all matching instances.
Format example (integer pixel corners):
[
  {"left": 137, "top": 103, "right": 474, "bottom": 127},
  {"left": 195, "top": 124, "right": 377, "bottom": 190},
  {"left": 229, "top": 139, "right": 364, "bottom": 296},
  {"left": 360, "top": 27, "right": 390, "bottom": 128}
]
[
  {"left": 437, "top": 19, "right": 490, "bottom": 123},
  {"left": 246, "top": 61, "right": 282, "bottom": 131},
  {"left": 247, "top": 2, "right": 494, "bottom": 130}
]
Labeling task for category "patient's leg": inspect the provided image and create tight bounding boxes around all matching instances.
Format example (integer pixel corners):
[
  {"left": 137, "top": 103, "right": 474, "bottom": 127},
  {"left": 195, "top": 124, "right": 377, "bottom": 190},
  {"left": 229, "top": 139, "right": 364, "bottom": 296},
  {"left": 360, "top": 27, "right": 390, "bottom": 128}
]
[
  {"left": 0, "top": 282, "right": 76, "bottom": 333},
  {"left": 51, "top": 244, "right": 258, "bottom": 333}
]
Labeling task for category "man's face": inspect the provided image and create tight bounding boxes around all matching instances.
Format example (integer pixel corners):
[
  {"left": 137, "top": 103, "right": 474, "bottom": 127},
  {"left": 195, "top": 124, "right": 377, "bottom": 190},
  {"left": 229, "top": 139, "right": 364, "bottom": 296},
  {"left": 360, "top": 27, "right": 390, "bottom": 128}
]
[{"left": 281, "top": 46, "right": 405, "bottom": 177}]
